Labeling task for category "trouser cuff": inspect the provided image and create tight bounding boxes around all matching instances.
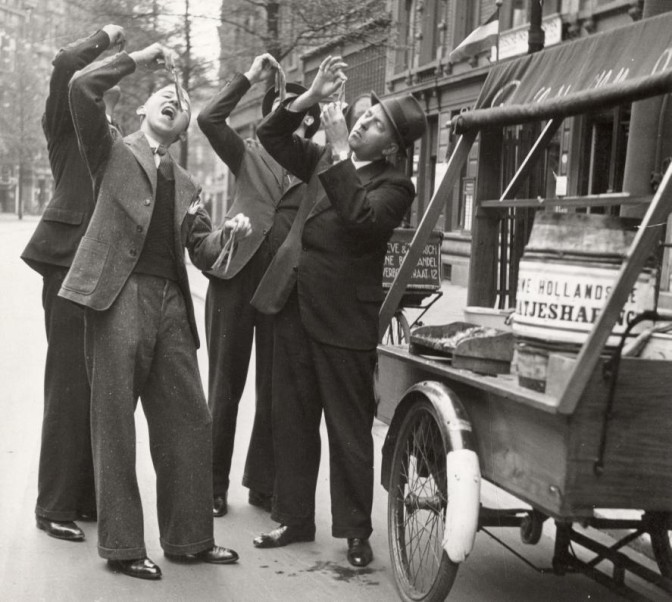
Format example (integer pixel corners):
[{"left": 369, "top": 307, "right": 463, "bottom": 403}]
[
  {"left": 161, "top": 536, "right": 215, "bottom": 556},
  {"left": 98, "top": 544, "right": 147, "bottom": 561}
]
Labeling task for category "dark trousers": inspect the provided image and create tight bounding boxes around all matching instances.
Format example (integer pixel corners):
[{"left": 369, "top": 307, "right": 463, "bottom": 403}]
[
  {"left": 85, "top": 275, "right": 214, "bottom": 560},
  {"left": 35, "top": 268, "right": 95, "bottom": 521},
  {"left": 271, "top": 291, "right": 376, "bottom": 539},
  {"left": 205, "top": 244, "right": 274, "bottom": 497}
]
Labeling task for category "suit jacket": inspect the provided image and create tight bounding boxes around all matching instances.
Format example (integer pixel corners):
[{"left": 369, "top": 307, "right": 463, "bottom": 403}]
[
  {"left": 21, "top": 29, "right": 112, "bottom": 275},
  {"left": 197, "top": 72, "right": 302, "bottom": 279},
  {"left": 58, "top": 52, "right": 222, "bottom": 347},
  {"left": 257, "top": 106, "right": 415, "bottom": 351}
]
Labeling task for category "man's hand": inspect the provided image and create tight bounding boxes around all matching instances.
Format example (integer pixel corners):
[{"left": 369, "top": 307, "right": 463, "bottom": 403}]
[
  {"left": 321, "top": 102, "right": 350, "bottom": 156},
  {"left": 308, "top": 55, "right": 347, "bottom": 103},
  {"left": 128, "top": 43, "right": 177, "bottom": 72},
  {"left": 288, "top": 55, "right": 347, "bottom": 114},
  {"left": 244, "top": 53, "right": 279, "bottom": 86},
  {"left": 224, "top": 213, "right": 252, "bottom": 239},
  {"left": 101, "top": 24, "right": 125, "bottom": 50}
]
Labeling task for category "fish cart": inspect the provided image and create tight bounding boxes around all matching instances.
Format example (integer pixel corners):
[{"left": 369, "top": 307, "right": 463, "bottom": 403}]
[{"left": 375, "top": 14, "right": 672, "bottom": 602}]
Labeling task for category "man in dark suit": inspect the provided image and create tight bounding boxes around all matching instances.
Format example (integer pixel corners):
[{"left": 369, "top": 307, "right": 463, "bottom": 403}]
[
  {"left": 21, "top": 24, "right": 125, "bottom": 542},
  {"left": 252, "top": 56, "right": 427, "bottom": 567},
  {"left": 59, "top": 41, "right": 245, "bottom": 580},
  {"left": 197, "top": 53, "right": 319, "bottom": 518}
]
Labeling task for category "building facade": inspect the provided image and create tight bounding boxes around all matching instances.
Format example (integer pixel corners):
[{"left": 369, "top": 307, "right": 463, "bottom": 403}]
[
  {"left": 383, "top": 0, "right": 664, "bottom": 288},
  {"left": 0, "top": 0, "right": 75, "bottom": 216},
  {"left": 215, "top": 1, "right": 670, "bottom": 295}
]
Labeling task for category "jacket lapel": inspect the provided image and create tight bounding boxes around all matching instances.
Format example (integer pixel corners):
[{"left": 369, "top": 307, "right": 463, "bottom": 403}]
[
  {"left": 307, "top": 158, "right": 388, "bottom": 220},
  {"left": 126, "top": 131, "right": 157, "bottom": 194},
  {"left": 257, "top": 145, "right": 286, "bottom": 195}
]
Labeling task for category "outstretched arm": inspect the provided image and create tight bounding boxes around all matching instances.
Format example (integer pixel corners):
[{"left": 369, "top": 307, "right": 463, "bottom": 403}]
[
  {"left": 197, "top": 53, "right": 277, "bottom": 175},
  {"left": 43, "top": 24, "right": 124, "bottom": 143},
  {"left": 69, "top": 43, "right": 175, "bottom": 184}
]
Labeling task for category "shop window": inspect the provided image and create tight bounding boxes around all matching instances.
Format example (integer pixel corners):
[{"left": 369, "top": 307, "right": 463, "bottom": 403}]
[
  {"left": 417, "top": 0, "right": 440, "bottom": 66},
  {"left": 499, "top": 0, "right": 561, "bottom": 31},
  {"left": 577, "top": 105, "right": 630, "bottom": 212},
  {"left": 395, "top": 0, "right": 414, "bottom": 73}
]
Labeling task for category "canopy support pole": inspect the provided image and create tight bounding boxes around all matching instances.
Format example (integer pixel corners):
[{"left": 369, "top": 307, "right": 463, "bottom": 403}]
[{"left": 379, "top": 132, "right": 477, "bottom": 339}]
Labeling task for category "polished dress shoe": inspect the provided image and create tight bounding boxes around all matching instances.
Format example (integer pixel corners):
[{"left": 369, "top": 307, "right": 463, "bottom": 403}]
[
  {"left": 347, "top": 538, "right": 373, "bottom": 567},
  {"left": 248, "top": 489, "right": 272, "bottom": 512},
  {"left": 107, "top": 557, "right": 162, "bottom": 580},
  {"left": 36, "top": 516, "right": 84, "bottom": 542},
  {"left": 165, "top": 545, "right": 239, "bottom": 564},
  {"left": 213, "top": 494, "right": 228, "bottom": 517},
  {"left": 253, "top": 523, "right": 315, "bottom": 548}
]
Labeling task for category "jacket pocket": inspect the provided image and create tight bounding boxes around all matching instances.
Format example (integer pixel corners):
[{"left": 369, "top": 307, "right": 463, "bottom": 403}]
[
  {"left": 42, "top": 207, "right": 85, "bottom": 225},
  {"left": 63, "top": 237, "right": 110, "bottom": 295},
  {"left": 356, "top": 285, "right": 386, "bottom": 303}
]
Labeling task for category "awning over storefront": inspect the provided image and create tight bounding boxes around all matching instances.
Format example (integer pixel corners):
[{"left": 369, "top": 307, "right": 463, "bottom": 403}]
[{"left": 453, "top": 12, "right": 672, "bottom": 133}]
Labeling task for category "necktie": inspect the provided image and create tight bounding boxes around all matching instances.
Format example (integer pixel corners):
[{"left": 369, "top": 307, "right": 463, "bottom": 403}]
[
  {"left": 250, "top": 174, "right": 319, "bottom": 314},
  {"left": 154, "top": 145, "right": 173, "bottom": 179}
]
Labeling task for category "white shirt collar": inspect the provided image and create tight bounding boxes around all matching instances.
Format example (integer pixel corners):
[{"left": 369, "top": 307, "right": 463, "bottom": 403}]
[
  {"left": 143, "top": 133, "right": 164, "bottom": 167},
  {"left": 351, "top": 154, "right": 372, "bottom": 170}
]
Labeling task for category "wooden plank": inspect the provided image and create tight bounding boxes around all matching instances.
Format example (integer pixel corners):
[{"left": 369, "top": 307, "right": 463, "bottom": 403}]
[
  {"left": 480, "top": 194, "right": 652, "bottom": 209},
  {"left": 499, "top": 118, "right": 563, "bottom": 201},
  {"left": 564, "top": 357, "right": 672, "bottom": 511},
  {"left": 557, "top": 161, "right": 672, "bottom": 414},
  {"left": 376, "top": 345, "right": 559, "bottom": 413},
  {"left": 378, "top": 131, "right": 477, "bottom": 338},
  {"left": 374, "top": 348, "right": 572, "bottom": 517}
]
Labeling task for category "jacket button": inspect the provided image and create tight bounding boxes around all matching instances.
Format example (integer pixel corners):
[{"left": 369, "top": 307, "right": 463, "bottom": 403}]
[
  {"left": 136, "top": 225, "right": 143, "bottom": 233},
  {"left": 144, "top": 199, "right": 151, "bottom": 206},
  {"left": 262, "top": 228, "right": 268, "bottom": 235},
  {"left": 129, "top": 248, "right": 137, "bottom": 257}
]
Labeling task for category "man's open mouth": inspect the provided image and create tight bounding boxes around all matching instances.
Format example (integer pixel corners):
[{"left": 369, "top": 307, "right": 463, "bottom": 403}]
[{"left": 161, "top": 106, "right": 177, "bottom": 120}]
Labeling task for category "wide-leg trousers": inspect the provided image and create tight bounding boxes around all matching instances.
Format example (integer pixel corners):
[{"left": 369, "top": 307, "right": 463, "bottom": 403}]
[
  {"left": 35, "top": 268, "right": 96, "bottom": 521},
  {"left": 85, "top": 275, "right": 214, "bottom": 560},
  {"left": 204, "top": 244, "right": 274, "bottom": 498},
  {"left": 271, "top": 291, "right": 376, "bottom": 539}
]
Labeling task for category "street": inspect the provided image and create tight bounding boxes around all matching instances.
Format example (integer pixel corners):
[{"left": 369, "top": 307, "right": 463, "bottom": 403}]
[{"left": 0, "top": 215, "right": 665, "bottom": 601}]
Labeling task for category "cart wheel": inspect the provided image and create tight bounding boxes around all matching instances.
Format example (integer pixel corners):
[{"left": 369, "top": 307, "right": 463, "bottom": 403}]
[
  {"left": 383, "top": 310, "right": 411, "bottom": 346},
  {"left": 520, "top": 510, "right": 546, "bottom": 545},
  {"left": 388, "top": 399, "right": 458, "bottom": 601},
  {"left": 646, "top": 511, "right": 672, "bottom": 577}
]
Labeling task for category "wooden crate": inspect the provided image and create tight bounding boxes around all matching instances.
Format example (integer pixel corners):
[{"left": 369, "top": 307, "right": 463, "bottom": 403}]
[{"left": 375, "top": 347, "right": 672, "bottom": 518}]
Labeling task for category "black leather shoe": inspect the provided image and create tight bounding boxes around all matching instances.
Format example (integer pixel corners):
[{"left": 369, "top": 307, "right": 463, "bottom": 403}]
[
  {"left": 248, "top": 490, "right": 272, "bottom": 512},
  {"left": 36, "top": 516, "right": 84, "bottom": 541},
  {"left": 347, "top": 538, "right": 373, "bottom": 567},
  {"left": 213, "top": 494, "right": 228, "bottom": 517},
  {"left": 195, "top": 545, "right": 239, "bottom": 564},
  {"left": 253, "top": 524, "right": 315, "bottom": 548},
  {"left": 107, "top": 557, "right": 162, "bottom": 580},
  {"left": 165, "top": 545, "right": 239, "bottom": 564}
]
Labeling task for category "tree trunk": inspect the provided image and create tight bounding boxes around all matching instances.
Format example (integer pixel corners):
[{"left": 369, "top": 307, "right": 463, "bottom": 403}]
[
  {"left": 266, "top": 1, "right": 281, "bottom": 60},
  {"left": 179, "top": 0, "right": 192, "bottom": 168}
]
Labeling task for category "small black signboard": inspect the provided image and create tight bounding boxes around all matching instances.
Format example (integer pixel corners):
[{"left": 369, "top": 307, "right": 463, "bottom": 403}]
[{"left": 382, "top": 228, "right": 443, "bottom": 291}]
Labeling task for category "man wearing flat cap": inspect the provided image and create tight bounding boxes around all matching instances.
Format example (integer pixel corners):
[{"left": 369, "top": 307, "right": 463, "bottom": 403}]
[
  {"left": 252, "top": 55, "right": 427, "bottom": 568},
  {"left": 197, "top": 53, "right": 320, "bottom": 518}
]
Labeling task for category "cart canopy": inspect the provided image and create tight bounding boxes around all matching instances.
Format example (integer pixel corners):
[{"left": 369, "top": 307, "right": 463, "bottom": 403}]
[{"left": 453, "top": 12, "right": 672, "bottom": 133}]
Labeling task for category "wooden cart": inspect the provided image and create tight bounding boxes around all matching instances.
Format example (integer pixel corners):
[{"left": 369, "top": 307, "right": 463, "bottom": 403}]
[{"left": 375, "top": 14, "right": 672, "bottom": 601}]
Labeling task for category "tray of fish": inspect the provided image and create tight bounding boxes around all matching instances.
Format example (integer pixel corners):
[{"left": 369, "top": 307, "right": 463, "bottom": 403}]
[{"left": 410, "top": 322, "right": 514, "bottom": 375}]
